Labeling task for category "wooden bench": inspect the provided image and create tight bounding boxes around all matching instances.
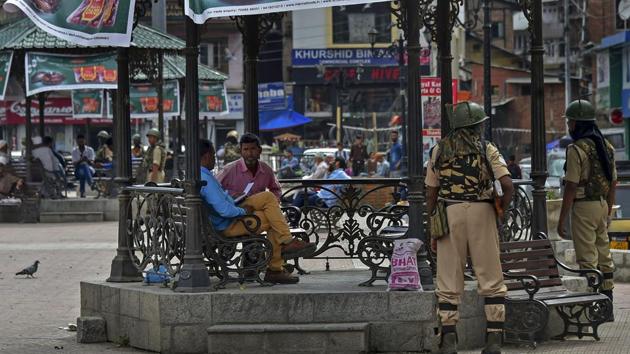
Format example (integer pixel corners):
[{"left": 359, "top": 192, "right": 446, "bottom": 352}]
[{"left": 501, "top": 232, "right": 612, "bottom": 346}]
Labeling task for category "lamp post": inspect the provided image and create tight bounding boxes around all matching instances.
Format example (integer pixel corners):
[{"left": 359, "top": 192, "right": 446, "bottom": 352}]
[{"left": 369, "top": 29, "right": 407, "bottom": 175}]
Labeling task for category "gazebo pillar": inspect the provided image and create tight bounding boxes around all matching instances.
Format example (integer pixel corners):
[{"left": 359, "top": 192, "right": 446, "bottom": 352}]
[
  {"left": 243, "top": 15, "right": 260, "bottom": 135},
  {"left": 176, "top": 17, "right": 211, "bottom": 292},
  {"left": 524, "top": 0, "right": 548, "bottom": 236},
  {"left": 403, "top": 0, "right": 433, "bottom": 289},
  {"left": 437, "top": 0, "right": 454, "bottom": 136},
  {"left": 24, "top": 95, "right": 33, "bottom": 183},
  {"left": 107, "top": 47, "right": 142, "bottom": 282}
]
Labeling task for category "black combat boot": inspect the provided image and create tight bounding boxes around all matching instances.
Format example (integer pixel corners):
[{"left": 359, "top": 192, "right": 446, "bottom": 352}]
[
  {"left": 440, "top": 332, "right": 457, "bottom": 354},
  {"left": 481, "top": 332, "right": 502, "bottom": 354}
]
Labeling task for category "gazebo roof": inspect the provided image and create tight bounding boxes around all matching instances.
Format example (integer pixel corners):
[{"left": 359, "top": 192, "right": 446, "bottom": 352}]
[
  {"left": 0, "top": 19, "right": 185, "bottom": 51},
  {"left": 132, "top": 55, "right": 228, "bottom": 81}
]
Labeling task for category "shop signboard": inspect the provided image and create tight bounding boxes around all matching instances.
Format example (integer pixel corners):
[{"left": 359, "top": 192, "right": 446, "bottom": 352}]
[
  {"left": 292, "top": 48, "right": 431, "bottom": 71},
  {"left": 186, "top": 0, "right": 389, "bottom": 22},
  {"left": 0, "top": 97, "right": 114, "bottom": 125},
  {"left": 26, "top": 52, "right": 118, "bottom": 96},
  {"left": 199, "top": 81, "right": 228, "bottom": 116},
  {"left": 420, "top": 77, "right": 458, "bottom": 162},
  {"left": 71, "top": 89, "right": 104, "bottom": 118},
  {"left": 0, "top": 51, "right": 13, "bottom": 100},
  {"left": 258, "top": 82, "right": 285, "bottom": 110},
  {"left": 4, "top": 0, "right": 136, "bottom": 47}
]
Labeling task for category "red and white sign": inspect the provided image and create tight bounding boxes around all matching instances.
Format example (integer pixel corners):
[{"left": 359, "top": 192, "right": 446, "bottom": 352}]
[{"left": 420, "top": 77, "right": 459, "bottom": 161}]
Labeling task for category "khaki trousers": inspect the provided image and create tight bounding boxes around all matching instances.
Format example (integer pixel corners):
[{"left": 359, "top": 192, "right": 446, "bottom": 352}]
[
  {"left": 222, "top": 191, "right": 292, "bottom": 271},
  {"left": 571, "top": 198, "right": 615, "bottom": 290},
  {"left": 436, "top": 202, "right": 507, "bottom": 333}
]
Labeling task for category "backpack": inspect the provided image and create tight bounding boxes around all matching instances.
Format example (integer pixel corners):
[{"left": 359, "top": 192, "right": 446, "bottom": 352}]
[
  {"left": 571, "top": 138, "right": 614, "bottom": 200},
  {"left": 433, "top": 139, "right": 493, "bottom": 202}
]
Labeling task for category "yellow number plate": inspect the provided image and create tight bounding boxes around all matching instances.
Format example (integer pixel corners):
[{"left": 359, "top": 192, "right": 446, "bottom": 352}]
[{"left": 610, "top": 241, "right": 629, "bottom": 250}]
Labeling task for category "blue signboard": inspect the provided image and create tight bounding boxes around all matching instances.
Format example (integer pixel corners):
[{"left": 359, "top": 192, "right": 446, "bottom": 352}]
[
  {"left": 258, "top": 82, "right": 286, "bottom": 110},
  {"left": 622, "top": 89, "right": 630, "bottom": 118},
  {"left": 292, "top": 48, "right": 397, "bottom": 66}
]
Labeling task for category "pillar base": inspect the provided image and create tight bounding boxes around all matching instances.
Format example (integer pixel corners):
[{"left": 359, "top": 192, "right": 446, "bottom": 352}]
[
  {"left": 174, "top": 262, "right": 212, "bottom": 293},
  {"left": 107, "top": 252, "right": 142, "bottom": 283},
  {"left": 419, "top": 259, "right": 435, "bottom": 290}
]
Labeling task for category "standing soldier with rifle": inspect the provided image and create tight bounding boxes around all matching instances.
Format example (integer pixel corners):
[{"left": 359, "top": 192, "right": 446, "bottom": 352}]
[
  {"left": 557, "top": 99, "right": 616, "bottom": 318},
  {"left": 141, "top": 128, "right": 166, "bottom": 184},
  {"left": 425, "top": 102, "right": 513, "bottom": 354}
]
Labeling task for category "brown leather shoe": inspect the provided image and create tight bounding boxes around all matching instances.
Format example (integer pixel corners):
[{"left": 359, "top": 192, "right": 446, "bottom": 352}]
[
  {"left": 281, "top": 239, "right": 316, "bottom": 260},
  {"left": 264, "top": 269, "right": 299, "bottom": 284}
]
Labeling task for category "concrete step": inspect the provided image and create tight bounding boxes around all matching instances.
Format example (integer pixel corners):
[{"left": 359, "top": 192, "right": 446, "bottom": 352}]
[
  {"left": 40, "top": 211, "right": 104, "bottom": 223},
  {"left": 40, "top": 199, "right": 118, "bottom": 221},
  {"left": 207, "top": 323, "right": 369, "bottom": 354}
]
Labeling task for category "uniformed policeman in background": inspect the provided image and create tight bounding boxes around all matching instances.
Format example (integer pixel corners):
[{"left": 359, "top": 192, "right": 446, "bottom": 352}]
[
  {"left": 222, "top": 130, "right": 241, "bottom": 165},
  {"left": 557, "top": 99, "right": 616, "bottom": 310},
  {"left": 143, "top": 128, "right": 166, "bottom": 183},
  {"left": 131, "top": 133, "right": 144, "bottom": 159},
  {"left": 426, "top": 101, "right": 514, "bottom": 354},
  {"left": 95, "top": 130, "right": 112, "bottom": 163}
]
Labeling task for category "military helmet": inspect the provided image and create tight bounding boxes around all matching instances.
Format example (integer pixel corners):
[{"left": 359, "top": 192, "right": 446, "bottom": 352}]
[
  {"left": 226, "top": 130, "right": 239, "bottom": 139},
  {"left": 146, "top": 128, "right": 161, "bottom": 139},
  {"left": 564, "top": 99, "right": 596, "bottom": 121},
  {"left": 450, "top": 101, "right": 489, "bottom": 129},
  {"left": 97, "top": 130, "right": 110, "bottom": 139},
  {"left": 132, "top": 133, "right": 141, "bottom": 141}
]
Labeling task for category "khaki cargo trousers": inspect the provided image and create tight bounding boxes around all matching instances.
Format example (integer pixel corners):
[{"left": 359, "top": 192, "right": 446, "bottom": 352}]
[
  {"left": 436, "top": 202, "right": 507, "bottom": 335},
  {"left": 572, "top": 198, "right": 615, "bottom": 291}
]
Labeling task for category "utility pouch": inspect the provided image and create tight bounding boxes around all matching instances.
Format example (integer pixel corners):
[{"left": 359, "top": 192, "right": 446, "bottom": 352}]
[{"left": 430, "top": 200, "right": 450, "bottom": 239}]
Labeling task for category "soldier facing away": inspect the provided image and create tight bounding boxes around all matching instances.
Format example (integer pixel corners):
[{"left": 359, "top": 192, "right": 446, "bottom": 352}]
[
  {"left": 142, "top": 128, "right": 166, "bottom": 184},
  {"left": 425, "top": 101, "right": 513, "bottom": 354},
  {"left": 557, "top": 99, "right": 616, "bottom": 316}
]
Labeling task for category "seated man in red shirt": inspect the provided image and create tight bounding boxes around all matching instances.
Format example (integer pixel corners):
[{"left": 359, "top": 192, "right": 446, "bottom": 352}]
[{"left": 217, "top": 133, "right": 282, "bottom": 201}]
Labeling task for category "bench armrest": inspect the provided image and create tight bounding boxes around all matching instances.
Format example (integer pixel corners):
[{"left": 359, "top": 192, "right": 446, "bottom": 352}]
[
  {"left": 554, "top": 255, "right": 604, "bottom": 291},
  {"left": 366, "top": 211, "right": 407, "bottom": 235},
  {"left": 232, "top": 214, "right": 262, "bottom": 236},
  {"left": 504, "top": 272, "right": 541, "bottom": 300},
  {"left": 280, "top": 205, "right": 302, "bottom": 227}
]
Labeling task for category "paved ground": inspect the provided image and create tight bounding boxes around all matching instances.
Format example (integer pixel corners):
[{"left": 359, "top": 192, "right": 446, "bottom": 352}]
[{"left": 1, "top": 221, "right": 630, "bottom": 353}]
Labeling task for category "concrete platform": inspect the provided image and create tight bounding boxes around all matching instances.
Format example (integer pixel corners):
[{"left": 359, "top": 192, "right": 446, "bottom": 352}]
[{"left": 81, "top": 270, "right": 487, "bottom": 353}]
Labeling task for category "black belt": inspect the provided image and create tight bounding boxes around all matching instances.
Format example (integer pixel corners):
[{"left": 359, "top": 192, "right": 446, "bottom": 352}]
[{"left": 575, "top": 196, "right": 605, "bottom": 202}]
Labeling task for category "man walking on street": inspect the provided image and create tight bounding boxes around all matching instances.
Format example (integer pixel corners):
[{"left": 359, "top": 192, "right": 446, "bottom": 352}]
[
  {"left": 388, "top": 130, "right": 402, "bottom": 174},
  {"left": 557, "top": 99, "right": 616, "bottom": 316},
  {"left": 426, "top": 102, "right": 513, "bottom": 354},
  {"left": 349, "top": 135, "right": 368, "bottom": 177},
  {"left": 507, "top": 155, "right": 522, "bottom": 179}
]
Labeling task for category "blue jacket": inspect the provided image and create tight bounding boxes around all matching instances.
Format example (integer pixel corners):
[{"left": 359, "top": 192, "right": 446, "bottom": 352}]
[
  {"left": 317, "top": 168, "right": 351, "bottom": 207},
  {"left": 200, "top": 167, "right": 245, "bottom": 231}
]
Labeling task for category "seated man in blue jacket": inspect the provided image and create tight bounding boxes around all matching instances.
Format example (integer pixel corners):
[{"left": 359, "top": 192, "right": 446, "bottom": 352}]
[
  {"left": 199, "top": 139, "right": 315, "bottom": 284},
  {"left": 292, "top": 157, "right": 351, "bottom": 208}
]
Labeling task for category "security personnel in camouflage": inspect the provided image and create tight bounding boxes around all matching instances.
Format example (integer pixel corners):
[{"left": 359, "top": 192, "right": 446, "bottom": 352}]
[
  {"left": 223, "top": 130, "right": 241, "bottom": 164},
  {"left": 131, "top": 134, "right": 144, "bottom": 159},
  {"left": 425, "top": 102, "right": 514, "bottom": 354},
  {"left": 142, "top": 128, "right": 166, "bottom": 183},
  {"left": 95, "top": 130, "right": 112, "bottom": 163},
  {"left": 558, "top": 99, "right": 616, "bottom": 310}
]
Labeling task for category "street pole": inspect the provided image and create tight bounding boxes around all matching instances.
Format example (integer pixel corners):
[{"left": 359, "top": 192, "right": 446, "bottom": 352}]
[
  {"left": 24, "top": 95, "right": 32, "bottom": 183},
  {"left": 37, "top": 93, "right": 45, "bottom": 138},
  {"left": 158, "top": 52, "right": 165, "bottom": 135},
  {"left": 243, "top": 15, "right": 260, "bottom": 135},
  {"left": 525, "top": 0, "right": 549, "bottom": 236},
  {"left": 107, "top": 48, "right": 142, "bottom": 282},
  {"left": 176, "top": 17, "right": 211, "bottom": 292},
  {"left": 404, "top": 0, "right": 433, "bottom": 289},
  {"left": 564, "top": 0, "right": 572, "bottom": 108},
  {"left": 398, "top": 34, "right": 407, "bottom": 174},
  {"left": 483, "top": 0, "right": 493, "bottom": 141}
]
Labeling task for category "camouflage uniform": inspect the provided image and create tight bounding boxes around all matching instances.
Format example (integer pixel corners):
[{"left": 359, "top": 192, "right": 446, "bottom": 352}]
[
  {"left": 566, "top": 137, "right": 616, "bottom": 291},
  {"left": 143, "top": 143, "right": 166, "bottom": 183},
  {"left": 425, "top": 102, "right": 509, "bottom": 354},
  {"left": 223, "top": 142, "right": 241, "bottom": 165}
]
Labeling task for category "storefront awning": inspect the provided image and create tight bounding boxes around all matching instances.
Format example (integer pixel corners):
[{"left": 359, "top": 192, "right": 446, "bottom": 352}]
[{"left": 260, "top": 110, "right": 312, "bottom": 131}]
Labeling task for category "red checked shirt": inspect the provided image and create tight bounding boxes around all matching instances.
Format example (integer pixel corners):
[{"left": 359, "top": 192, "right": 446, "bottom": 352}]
[{"left": 216, "top": 158, "right": 282, "bottom": 200}]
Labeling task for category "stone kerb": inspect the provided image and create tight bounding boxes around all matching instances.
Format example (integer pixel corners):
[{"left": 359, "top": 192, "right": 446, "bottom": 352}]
[{"left": 80, "top": 276, "right": 488, "bottom": 353}]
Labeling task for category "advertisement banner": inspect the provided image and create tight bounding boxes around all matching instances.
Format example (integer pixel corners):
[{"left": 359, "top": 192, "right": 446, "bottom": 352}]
[
  {"left": 258, "top": 82, "right": 286, "bottom": 111},
  {"left": 4, "top": 0, "right": 136, "bottom": 47},
  {"left": 0, "top": 97, "right": 113, "bottom": 125},
  {"left": 186, "top": 0, "right": 389, "bottom": 22},
  {"left": 0, "top": 51, "right": 13, "bottom": 100},
  {"left": 26, "top": 52, "right": 118, "bottom": 96},
  {"left": 130, "top": 80, "right": 181, "bottom": 119},
  {"left": 71, "top": 89, "right": 104, "bottom": 118},
  {"left": 199, "top": 81, "right": 228, "bottom": 116},
  {"left": 291, "top": 48, "right": 431, "bottom": 71},
  {"left": 421, "top": 77, "right": 458, "bottom": 162}
]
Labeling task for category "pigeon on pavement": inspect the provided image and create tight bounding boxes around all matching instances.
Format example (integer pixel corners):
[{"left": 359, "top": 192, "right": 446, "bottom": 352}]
[{"left": 15, "top": 260, "right": 40, "bottom": 278}]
